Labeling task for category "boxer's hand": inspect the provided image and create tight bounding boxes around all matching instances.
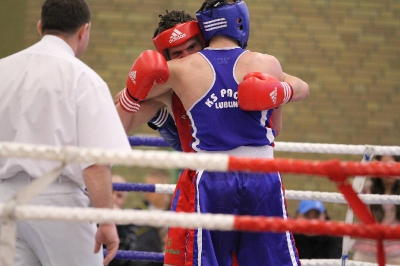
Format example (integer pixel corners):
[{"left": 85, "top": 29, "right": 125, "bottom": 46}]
[
  {"left": 147, "top": 107, "right": 182, "bottom": 151},
  {"left": 119, "top": 50, "right": 169, "bottom": 113},
  {"left": 238, "top": 72, "right": 293, "bottom": 111}
]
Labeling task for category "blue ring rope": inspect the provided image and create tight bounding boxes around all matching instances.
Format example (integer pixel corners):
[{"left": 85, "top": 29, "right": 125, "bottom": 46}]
[
  {"left": 128, "top": 136, "right": 169, "bottom": 147},
  {"left": 104, "top": 250, "right": 164, "bottom": 262},
  {"left": 113, "top": 182, "right": 156, "bottom": 192}
]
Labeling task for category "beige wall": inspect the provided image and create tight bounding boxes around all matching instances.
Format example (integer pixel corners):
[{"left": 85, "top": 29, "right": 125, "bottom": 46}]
[
  {"left": 3, "top": 0, "right": 400, "bottom": 219},
  {"left": 0, "top": 0, "right": 26, "bottom": 57}
]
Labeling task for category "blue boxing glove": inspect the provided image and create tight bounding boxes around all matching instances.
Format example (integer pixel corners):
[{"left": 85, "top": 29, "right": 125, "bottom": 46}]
[{"left": 147, "top": 107, "right": 182, "bottom": 151}]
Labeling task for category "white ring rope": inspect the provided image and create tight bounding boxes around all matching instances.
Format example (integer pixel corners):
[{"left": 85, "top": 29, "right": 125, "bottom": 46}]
[
  {"left": 1, "top": 142, "right": 400, "bottom": 167},
  {"left": 2, "top": 141, "right": 399, "bottom": 204},
  {"left": 285, "top": 190, "right": 400, "bottom": 205},
  {"left": 0, "top": 142, "right": 230, "bottom": 171},
  {"left": 1, "top": 141, "right": 400, "bottom": 180},
  {"left": 0, "top": 205, "right": 236, "bottom": 230},
  {"left": 264, "top": 142, "right": 399, "bottom": 155}
]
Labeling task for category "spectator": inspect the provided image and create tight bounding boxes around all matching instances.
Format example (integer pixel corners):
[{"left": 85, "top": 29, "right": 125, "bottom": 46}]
[
  {"left": 351, "top": 155, "right": 400, "bottom": 264},
  {"left": 293, "top": 200, "right": 343, "bottom": 259},
  {"left": 109, "top": 170, "right": 172, "bottom": 266},
  {"left": 108, "top": 174, "right": 139, "bottom": 266},
  {"left": 112, "top": 174, "right": 128, "bottom": 209},
  {"left": 135, "top": 170, "right": 172, "bottom": 258}
]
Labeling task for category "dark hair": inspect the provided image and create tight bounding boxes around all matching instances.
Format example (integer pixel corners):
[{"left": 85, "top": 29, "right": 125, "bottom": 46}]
[
  {"left": 369, "top": 155, "right": 400, "bottom": 222},
  {"left": 374, "top": 155, "right": 400, "bottom": 163},
  {"left": 153, "top": 10, "right": 196, "bottom": 38},
  {"left": 40, "top": 0, "right": 91, "bottom": 35}
]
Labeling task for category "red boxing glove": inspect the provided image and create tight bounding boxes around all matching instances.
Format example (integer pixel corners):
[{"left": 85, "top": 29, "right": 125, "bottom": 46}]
[
  {"left": 119, "top": 50, "right": 169, "bottom": 113},
  {"left": 238, "top": 72, "right": 293, "bottom": 111}
]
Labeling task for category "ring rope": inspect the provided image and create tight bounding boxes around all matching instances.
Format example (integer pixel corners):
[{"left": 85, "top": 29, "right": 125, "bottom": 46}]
[
  {"left": 113, "top": 182, "right": 400, "bottom": 205},
  {"left": 106, "top": 250, "right": 164, "bottom": 262},
  {"left": 1, "top": 142, "right": 399, "bottom": 177},
  {"left": 1, "top": 204, "right": 399, "bottom": 240},
  {"left": 128, "top": 136, "right": 400, "bottom": 155}
]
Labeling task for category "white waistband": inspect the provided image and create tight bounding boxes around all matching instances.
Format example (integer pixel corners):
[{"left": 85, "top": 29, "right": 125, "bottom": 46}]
[
  {"left": 0, "top": 171, "right": 83, "bottom": 194},
  {"left": 197, "top": 145, "right": 273, "bottom": 158}
]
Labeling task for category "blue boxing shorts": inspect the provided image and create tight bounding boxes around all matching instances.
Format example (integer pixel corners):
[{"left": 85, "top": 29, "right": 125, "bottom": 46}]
[{"left": 185, "top": 170, "right": 300, "bottom": 266}]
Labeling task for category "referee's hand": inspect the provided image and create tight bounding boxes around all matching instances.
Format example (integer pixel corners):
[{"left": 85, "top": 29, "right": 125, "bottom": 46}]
[{"left": 95, "top": 223, "right": 120, "bottom": 266}]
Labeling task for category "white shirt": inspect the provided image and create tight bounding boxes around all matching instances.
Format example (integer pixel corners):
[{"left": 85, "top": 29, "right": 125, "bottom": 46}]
[{"left": 0, "top": 35, "right": 131, "bottom": 185}]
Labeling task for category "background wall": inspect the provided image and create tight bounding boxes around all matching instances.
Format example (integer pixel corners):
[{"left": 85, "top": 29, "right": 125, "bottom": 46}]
[{"left": 1, "top": 0, "right": 399, "bottom": 220}]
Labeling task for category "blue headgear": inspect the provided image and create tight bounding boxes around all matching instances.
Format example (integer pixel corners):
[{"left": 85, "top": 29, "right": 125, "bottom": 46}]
[{"left": 196, "top": 0, "right": 250, "bottom": 49}]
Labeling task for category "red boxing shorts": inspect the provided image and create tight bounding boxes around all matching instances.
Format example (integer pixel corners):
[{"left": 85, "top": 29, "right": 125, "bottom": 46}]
[{"left": 164, "top": 169, "right": 196, "bottom": 266}]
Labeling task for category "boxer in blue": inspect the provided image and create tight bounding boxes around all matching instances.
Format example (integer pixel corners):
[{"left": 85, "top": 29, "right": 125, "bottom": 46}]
[{"left": 118, "top": 1, "right": 309, "bottom": 264}]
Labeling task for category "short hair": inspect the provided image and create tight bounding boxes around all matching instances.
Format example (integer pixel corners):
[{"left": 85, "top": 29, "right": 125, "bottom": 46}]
[
  {"left": 153, "top": 10, "right": 196, "bottom": 38},
  {"left": 40, "top": 0, "right": 91, "bottom": 35}
]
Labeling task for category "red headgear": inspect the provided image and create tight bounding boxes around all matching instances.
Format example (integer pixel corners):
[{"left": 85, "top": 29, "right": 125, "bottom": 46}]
[{"left": 153, "top": 21, "right": 206, "bottom": 60}]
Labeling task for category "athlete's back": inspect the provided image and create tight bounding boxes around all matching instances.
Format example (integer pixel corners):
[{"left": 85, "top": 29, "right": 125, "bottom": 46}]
[
  {"left": 186, "top": 47, "right": 275, "bottom": 151},
  {"left": 158, "top": 39, "right": 284, "bottom": 112}
]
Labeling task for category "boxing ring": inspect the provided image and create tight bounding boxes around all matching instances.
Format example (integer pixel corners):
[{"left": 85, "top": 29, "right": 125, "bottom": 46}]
[{"left": 1, "top": 137, "right": 400, "bottom": 266}]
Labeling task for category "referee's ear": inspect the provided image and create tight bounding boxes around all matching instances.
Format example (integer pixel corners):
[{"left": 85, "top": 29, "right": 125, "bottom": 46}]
[{"left": 37, "top": 20, "right": 43, "bottom": 36}]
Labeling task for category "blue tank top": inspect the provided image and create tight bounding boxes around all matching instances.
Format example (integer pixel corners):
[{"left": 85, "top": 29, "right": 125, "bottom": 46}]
[{"left": 188, "top": 47, "right": 275, "bottom": 152}]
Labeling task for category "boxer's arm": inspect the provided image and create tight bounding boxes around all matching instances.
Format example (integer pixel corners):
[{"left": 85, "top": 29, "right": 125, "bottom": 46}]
[
  {"left": 117, "top": 99, "right": 163, "bottom": 134},
  {"left": 272, "top": 73, "right": 308, "bottom": 136},
  {"left": 147, "top": 107, "right": 182, "bottom": 151},
  {"left": 272, "top": 72, "right": 307, "bottom": 136},
  {"left": 117, "top": 88, "right": 173, "bottom": 134},
  {"left": 145, "top": 61, "right": 179, "bottom": 100},
  {"left": 272, "top": 106, "right": 283, "bottom": 136},
  {"left": 283, "top": 72, "right": 309, "bottom": 102}
]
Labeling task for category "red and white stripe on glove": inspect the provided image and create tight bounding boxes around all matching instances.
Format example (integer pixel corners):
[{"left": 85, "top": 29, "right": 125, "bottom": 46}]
[
  {"left": 119, "top": 88, "right": 141, "bottom": 113},
  {"left": 238, "top": 72, "right": 293, "bottom": 111}
]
